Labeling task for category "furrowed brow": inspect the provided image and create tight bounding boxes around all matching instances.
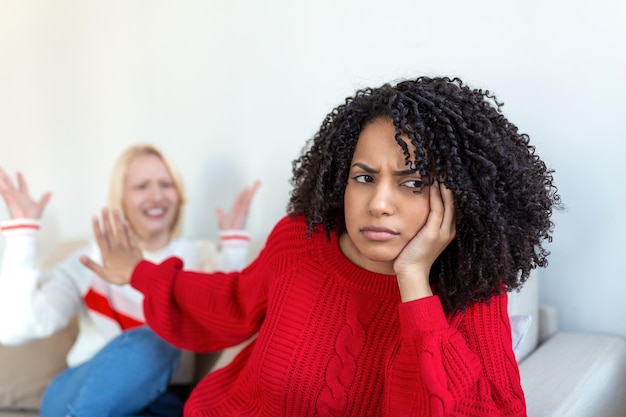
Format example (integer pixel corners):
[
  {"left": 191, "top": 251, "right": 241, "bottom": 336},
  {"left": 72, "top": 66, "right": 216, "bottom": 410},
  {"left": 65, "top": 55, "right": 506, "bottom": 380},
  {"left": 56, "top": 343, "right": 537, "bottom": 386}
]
[
  {"left": 351, "top": 163, "right": 418, "bottom": 176},
  {"left": 393, "top": 168, "right": 418, "bottom": 176},
  {"left": 351, "top": 162, "right": 378, "bottom": 173}
]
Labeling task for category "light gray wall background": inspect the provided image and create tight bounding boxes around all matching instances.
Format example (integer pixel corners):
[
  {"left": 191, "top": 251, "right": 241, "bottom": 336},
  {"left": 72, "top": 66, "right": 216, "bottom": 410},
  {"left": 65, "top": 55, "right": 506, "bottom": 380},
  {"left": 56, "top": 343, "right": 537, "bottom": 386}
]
[{"left": 1, "top": 0, "right": 624, "bottom": 338}]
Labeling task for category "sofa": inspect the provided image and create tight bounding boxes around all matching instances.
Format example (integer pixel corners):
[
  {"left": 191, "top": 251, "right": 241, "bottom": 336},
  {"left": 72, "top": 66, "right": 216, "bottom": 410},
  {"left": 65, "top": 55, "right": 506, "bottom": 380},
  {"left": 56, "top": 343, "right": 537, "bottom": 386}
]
[
  {"left": 1, "top": 242, "right": 626, "bottom": 416},
  {"left": 0, "top": 239, "right": 252, "bottom": 417},
  {"left": 510, "top": 273, "right": 626, "bottom": 417}
]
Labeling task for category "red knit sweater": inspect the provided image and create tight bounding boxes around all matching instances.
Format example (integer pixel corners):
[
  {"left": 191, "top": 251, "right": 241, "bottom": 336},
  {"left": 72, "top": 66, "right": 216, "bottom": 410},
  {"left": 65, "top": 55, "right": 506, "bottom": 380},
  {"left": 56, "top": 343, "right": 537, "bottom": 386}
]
[{"left": 132, "top": 215, "right": 527, "bottom": 417}]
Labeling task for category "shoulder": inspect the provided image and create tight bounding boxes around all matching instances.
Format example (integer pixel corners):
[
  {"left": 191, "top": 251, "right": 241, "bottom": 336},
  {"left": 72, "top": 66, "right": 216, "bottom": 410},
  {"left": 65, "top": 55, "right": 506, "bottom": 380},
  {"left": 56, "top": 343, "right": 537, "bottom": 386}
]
[
  {"left": 253, "top": 215, "right": 314, "bottom": 261},
  {"left": 38, "top": 242, "right": 96, "bottom": 293},
  {"left": 266, "top": 215, "right": 310, "bottom": 244},
  {"left": 448, "top": 291, "right": 509, "bottom": 328}
]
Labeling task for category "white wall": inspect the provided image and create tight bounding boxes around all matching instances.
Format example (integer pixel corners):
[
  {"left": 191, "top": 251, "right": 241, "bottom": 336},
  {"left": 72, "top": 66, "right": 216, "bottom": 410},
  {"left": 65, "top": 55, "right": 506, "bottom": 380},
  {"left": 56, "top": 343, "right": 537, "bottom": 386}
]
[{"left": 1, "top": 0, "right": 624, "bottom": 338}]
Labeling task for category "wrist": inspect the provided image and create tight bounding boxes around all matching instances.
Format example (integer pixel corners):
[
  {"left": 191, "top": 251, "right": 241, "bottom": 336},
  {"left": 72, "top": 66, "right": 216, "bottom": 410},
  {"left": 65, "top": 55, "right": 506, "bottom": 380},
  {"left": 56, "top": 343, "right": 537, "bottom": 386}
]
[
  {"left": 0, "top": 218, "right": 41, "bottom": 236},
  {"left": 396, "top": 268, "right": 432, "bottom": 302},
  {"left": 219, "top": 230, "right": 250, "bottom": 244}
]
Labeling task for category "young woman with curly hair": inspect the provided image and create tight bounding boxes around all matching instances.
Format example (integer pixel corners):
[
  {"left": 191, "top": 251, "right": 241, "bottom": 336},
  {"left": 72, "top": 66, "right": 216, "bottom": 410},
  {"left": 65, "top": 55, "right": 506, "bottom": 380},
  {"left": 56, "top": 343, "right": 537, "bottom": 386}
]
[{"left": 83, "top": 76, "right": 560, "bottom": 417}]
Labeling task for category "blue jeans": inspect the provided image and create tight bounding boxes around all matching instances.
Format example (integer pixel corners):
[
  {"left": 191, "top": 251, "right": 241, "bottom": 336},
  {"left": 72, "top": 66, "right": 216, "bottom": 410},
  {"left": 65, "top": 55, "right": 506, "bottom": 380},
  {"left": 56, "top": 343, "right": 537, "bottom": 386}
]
[{"left": 41, "top": 326, "right": 183, "bottom": 417}]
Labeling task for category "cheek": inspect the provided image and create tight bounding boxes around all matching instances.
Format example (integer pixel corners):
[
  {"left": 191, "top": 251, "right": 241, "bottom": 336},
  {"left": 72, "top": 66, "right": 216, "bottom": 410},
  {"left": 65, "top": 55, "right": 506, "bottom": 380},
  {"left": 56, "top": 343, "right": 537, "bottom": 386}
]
[
  {"left": 407, "top": 196, "right": 431, "bottom": 233},
  {"left": 122, "top": 192, "right": 140, "bottom": 212},
  {"left": 167, "top": 190, "right": 181, "bottom": 208},
  {"left": 343, "top": 187, "right": 360, "bottom": 225}
]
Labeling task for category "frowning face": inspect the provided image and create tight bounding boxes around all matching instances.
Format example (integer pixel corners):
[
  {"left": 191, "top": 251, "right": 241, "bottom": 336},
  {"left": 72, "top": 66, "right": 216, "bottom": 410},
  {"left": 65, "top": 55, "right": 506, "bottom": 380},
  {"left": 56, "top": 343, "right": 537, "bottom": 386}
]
[{"left": 339, "top": 118, "right": 431, "bottom": 275}]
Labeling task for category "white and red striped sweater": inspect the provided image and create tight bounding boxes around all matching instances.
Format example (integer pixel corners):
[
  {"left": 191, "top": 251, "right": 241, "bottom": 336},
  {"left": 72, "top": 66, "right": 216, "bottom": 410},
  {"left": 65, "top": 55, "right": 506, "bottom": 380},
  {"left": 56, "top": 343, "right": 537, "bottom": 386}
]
[{"left": 0, "top": 218, "right": 250, "bottom": 382}]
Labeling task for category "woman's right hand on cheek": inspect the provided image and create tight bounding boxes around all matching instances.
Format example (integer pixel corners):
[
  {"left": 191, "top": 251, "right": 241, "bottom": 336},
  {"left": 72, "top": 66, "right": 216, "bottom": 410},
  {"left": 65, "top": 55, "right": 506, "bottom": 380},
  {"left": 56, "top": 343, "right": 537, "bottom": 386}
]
[
  {"left": 0, "top": 168, "right": 51, "bottom": 220},
  {"left": 393, "top": 182, "right": 456, "bottom": 301},
  {"left": 80, "top": 208, "right": 144, "bottom": 286}
]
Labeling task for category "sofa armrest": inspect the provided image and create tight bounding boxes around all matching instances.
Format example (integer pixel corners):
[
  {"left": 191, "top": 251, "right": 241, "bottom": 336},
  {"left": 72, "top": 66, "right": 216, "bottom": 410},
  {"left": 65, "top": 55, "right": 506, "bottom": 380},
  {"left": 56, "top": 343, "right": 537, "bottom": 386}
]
[
  {"left": 519, "top": 332, "right": 626, "bottom": 417},
  {"left": 537, "top": 304, "right": 559, "bottom": 343}
]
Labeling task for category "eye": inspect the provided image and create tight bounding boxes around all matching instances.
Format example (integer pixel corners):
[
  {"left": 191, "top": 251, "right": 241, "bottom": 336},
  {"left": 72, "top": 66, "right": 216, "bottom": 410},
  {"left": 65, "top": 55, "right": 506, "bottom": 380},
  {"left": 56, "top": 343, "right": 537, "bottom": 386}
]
[
  {"left": 401, "top": 179, "right": 426, "bottom": 191},
  {"left": 160, "top": 181, "right": 174, "bottom": 189},
  {"left": 133, "top": 183, "right": 148, "bottom": 190},
  {"left": 352, "top": 174, "right": 374, "bottom": 184}
]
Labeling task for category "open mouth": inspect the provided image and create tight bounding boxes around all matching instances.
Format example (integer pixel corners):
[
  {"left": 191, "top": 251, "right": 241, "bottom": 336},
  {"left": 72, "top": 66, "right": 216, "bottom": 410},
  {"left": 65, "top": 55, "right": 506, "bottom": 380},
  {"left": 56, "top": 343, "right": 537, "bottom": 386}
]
[{"left": 144, "top": 207, "right": 167, "bottom": 219}]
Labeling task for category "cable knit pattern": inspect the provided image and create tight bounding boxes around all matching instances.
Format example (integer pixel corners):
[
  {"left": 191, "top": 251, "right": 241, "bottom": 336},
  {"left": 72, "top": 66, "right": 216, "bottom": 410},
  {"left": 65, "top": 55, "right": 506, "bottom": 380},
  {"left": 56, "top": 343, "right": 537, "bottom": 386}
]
[
  {"left": 314, "top": 295, "right": 366, "bottom": 416},
  {"left": 132, "top": 215, "right": 527, "bottom": 417}
]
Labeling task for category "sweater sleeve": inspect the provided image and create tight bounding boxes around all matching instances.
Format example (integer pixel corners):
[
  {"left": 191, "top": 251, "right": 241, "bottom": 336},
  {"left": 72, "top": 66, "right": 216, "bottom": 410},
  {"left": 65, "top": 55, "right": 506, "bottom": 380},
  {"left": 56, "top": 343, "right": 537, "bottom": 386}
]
[
  {"left": 216, "top": 229, "right": 251, "bottom": 272},
  {"left": 386, "top": 294, "right": 526, "bottom": 417},
  {"left": 131, "top": 247, "right": 269, "bottom": 353},
  {"left": 0, "top": 219, "right": 86, "bottom": 345}
]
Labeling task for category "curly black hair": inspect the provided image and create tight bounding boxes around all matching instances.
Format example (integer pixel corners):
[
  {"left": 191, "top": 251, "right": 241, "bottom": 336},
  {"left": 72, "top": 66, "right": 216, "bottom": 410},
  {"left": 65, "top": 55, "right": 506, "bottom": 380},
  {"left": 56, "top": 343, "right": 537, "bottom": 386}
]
[{"left": 288, "top": 76, "right": 561, "bottom": 314}]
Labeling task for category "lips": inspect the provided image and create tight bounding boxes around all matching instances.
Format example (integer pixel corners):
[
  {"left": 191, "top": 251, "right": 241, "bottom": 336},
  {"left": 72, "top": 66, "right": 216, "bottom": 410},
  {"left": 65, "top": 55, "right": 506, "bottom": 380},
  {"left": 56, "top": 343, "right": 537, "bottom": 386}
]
[{"left": 360, "top": 225, "right": 399, "bottom": 241}]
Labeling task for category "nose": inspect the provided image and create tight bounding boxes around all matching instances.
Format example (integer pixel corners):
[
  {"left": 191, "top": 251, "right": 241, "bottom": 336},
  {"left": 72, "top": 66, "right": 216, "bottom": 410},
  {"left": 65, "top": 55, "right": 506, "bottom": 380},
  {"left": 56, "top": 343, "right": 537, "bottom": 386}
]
[
  {"left": 368, "top": 182, "right": 396, "bottom": 217},
  {"left": 147, "top": 184, "right": 165, "bottom": 201}
]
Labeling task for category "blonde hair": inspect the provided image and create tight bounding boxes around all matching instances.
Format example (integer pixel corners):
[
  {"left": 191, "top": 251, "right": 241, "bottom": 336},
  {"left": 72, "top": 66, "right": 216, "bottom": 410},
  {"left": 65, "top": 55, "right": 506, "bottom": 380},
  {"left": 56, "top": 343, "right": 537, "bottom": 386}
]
[{"left": 108, "top": 144, "right": 186, "bottom": 238}]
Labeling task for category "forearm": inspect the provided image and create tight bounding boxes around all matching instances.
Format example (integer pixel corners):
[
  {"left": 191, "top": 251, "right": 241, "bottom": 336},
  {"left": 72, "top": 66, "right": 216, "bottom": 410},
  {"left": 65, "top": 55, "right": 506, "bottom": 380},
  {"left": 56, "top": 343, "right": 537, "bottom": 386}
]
[
  {"left": 387, "top": 295, "right": 525, "bottom": 416},
  {"left": 131, "top": 257, "right": 261, "bottom": 352},
  {"left": 0, "top": 220, "right": 80, "bottom": 343}
]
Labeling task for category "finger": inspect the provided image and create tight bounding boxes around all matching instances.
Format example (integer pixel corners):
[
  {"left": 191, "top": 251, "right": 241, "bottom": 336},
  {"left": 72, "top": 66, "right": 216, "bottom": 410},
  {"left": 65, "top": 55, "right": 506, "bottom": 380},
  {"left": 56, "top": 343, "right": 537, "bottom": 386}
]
[
  {"left": 115, "top": 210, "right": 138, "bottom": 249},
  {"left": 232, "top": 187, "right": 249, "bottom": 211},
  {"left": 0, "top": 168, "right": 16, "bottom": 193},
  {"left": 233, "top": 180, "right": 260, "bottom": 220},
  {"left": 16, "top": 172, "right": 29, "bottom": 193},
  {"left": 241, "top": 180, "right": 261, "bottom": 212},
  {"left": 221, "top": 188, "right": 249, "bottom": 230},
  {"left": 79, "top": 255, "right": 108, "bottom": 278},
  {"left": 91, "top": 214, "right": 110, "bottom": 254},
  {"left": 246, "top": 180, "right": 261, "bottom": 204},
  {"left": 427, "top": 181, "right": 445, "bottom": 228},
  {"left": 112, "top": 209, "right": 129, "bottom": 248},
  {"left": 440, "top": 183, "right": 456, "bottom": 239},
  {"left": 100, "top": 208, "right": 117, "bottom": 248},
  {"left": 248, "top": 179, "right": 261, "bottom": 200},
  {"left": 215, "top": 207, "right": 225, "bottom": 229},
  {"left": 230, "top": 194, "right": 250, "bottom": 227},
  {"left": 37, "top": 192, "right": 52, "bottom": 212},
  {"left": 124, "top": 220, "right": 140, "bottom": 251},
  {"left": 234, "top": 180, "right": 259, "bottom": 210}
]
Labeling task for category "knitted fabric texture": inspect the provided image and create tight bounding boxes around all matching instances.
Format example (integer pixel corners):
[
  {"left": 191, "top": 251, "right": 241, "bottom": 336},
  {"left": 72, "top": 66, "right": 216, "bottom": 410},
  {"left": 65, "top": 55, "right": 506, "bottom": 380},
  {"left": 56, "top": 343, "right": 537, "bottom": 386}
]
[{"left": 132, "top": 215, "right": 526, "bottom": 417}]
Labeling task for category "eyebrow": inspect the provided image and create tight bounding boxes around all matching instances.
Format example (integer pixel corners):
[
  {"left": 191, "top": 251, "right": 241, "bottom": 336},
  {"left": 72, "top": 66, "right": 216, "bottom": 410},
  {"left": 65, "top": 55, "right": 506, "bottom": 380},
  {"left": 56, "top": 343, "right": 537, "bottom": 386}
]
[{"left": 351, "top": 162, "right": 417, "bottom": 176}]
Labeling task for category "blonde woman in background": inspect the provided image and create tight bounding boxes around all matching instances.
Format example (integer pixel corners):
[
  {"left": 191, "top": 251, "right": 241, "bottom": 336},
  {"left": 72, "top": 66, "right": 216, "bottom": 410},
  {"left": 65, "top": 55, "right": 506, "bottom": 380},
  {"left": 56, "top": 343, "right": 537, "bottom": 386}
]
[{"left": 0, "top": 144, "right": 259, "bottom": 417}]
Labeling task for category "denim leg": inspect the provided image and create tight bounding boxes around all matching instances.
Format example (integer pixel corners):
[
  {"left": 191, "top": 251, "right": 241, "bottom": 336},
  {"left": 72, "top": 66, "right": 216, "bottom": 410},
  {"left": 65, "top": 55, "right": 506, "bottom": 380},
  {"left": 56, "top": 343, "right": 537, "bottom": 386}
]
[
  {"left": 41, "top": 365, "right": 83, "bottom": 417},
  {"left": 128, "top": 388, "right": 186, "bottom": 417},
  {"left": 41, "top": 326, "right": 181, "bottom": 417}
]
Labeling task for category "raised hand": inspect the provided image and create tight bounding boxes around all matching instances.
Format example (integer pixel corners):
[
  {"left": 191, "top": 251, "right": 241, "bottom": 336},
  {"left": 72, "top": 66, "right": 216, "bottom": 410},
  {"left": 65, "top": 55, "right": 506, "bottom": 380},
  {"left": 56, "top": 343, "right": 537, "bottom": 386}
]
[
  {"left": 0, "top": 168, "right": 51, "bottom": 219},
  {"left": 393, "top": 181, "right": 456, "bottom": 302},
  {"left": 216, "top": 180, "right": 261, "bottom": 231},
  {"left": 80, "top": 208, "right": 143, "bottom": 286}
]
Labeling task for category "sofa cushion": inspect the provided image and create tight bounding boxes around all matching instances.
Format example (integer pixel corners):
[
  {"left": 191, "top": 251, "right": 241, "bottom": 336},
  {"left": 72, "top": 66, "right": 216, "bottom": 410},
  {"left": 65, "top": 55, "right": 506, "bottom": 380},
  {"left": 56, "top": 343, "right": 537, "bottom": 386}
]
[
  {"left": 0, "top": 318, "right": 78, "bottom": 411},
  {"left": 0, "top": 410, "right": 38, "bottom": 416},
  {"left": 508, "top": 269, "right": 539, "bottom": 362},
  {"left": 0, "top": 240, "right": 85, "bottom": 412},
  {"left": 520, "top": 332, "right": 626, "bottom": 417},
  {"left": 509, "top": 314, "right": 532, "bottom": 358}
]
